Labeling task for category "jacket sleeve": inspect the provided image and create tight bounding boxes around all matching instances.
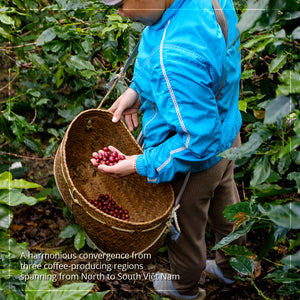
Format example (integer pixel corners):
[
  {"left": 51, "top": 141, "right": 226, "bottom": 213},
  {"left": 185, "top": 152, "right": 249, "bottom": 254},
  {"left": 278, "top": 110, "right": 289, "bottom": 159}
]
[{"left": 134, "top": 47, "right": 225, "bottom": 183}]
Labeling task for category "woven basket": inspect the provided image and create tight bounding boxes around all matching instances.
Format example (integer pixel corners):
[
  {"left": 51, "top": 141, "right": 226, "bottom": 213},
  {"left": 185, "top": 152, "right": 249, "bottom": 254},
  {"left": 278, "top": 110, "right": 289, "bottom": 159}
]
[{"left": 54, "top": 109, "right": 174, "bottom": 263}]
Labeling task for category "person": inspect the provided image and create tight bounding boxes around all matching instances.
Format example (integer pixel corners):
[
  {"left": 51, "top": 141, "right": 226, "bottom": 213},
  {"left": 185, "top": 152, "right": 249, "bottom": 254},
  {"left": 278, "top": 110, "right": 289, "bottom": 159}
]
[{"left": 96, "top": 0, "right": 246, "bottom": 299}]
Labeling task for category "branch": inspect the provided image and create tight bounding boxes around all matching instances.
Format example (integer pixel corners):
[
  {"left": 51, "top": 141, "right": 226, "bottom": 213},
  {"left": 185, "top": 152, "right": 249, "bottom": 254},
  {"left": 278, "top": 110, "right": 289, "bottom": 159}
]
[
  {"left": 0, "top": 42, "right": 36, "bottom": 50},
  {"left": 0, "top": 74, "right": 18, "bottom": 92},
  {"left": 0, "top": 151, "right": 54, "bottom": 160}
]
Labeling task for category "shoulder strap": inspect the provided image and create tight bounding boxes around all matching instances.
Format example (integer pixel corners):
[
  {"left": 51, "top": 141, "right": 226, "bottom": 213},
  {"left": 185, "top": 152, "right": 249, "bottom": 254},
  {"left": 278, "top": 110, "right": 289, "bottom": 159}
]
[
  {"left": 211, "top": 0, "right": 228, "bottom": 101},
  {"left": 211, "top": 0, "right": 228, "bottom": 46}
]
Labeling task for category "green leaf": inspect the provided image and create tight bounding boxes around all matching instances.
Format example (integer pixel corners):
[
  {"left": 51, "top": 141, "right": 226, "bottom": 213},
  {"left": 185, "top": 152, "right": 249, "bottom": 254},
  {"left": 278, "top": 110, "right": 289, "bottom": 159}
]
[
  {"left": 47, "top": 128, "right": 59, "bottom": 137},
  {"left": 268, "top": 52, "right": 287, "bottom": 73},
  {"left": 250, "top": 155, "right": 271, "bottom": 187},
  {"left": 56, "top": 0, "right": 67, "bottom": 9},
  {"left": 265, "top": 169, "right": 281, "bottom": 183},
  {"left": 278, "top": 135, "right": 300, "bottom": 159},
  {"left": 0, "top": 172, "right": 41, "bottom": 190},
  {"left": 278, "top": 71, "right": 300, "bottom": 95},
  {"left": 0, "top": 26, "right": 10, "bottom": 38},
  {"left": 223, "top": 202, "right": 252, "bottom": 221},
  {"left": 0, "top": 204, "right": 13, "bottom": 229},
  {"left": 238, "top": 100, "right": 247, "bottom": 112},
  {"left": 237, "top": 0, "right": 270, "bottom": 35},
  {"left": 287, "top": 172, "right": 300, "bottom": 193},
  {"left": 254, "top": 183, "right": 295, "bottom": 197},
  {"left": 212, "top": 221, "right": 255, "bottom": 250},
  {"left": 239, "top": 131, "right": 264, "bottom": 157},
  {"left": 0, "top": 236, "right": 29, "bottom": 258},
  {"left": 82, "top": 291, "right": 110, "bottom": 300},
  {"left": 45, "top": 16, "right": 57, "bottom": 24},
  {"left": 58, "top": 105, "right": 84, "bottom": 122},
  {"left": 36, "top": 27, "right": 56, "bottom": 46},
  {"left": 219, "top": 147, "right": 241, "bottom": 160},
  {"left": 242, "top": 33, "right": 274, "bottom": 49},
  {"left": 5, "top": 289, "right": 25, "bottom": 300},
  {"left": 264, "top": 95, "right": 295, "bottom": 125},
  {"left": 25, "top": 270, "right": 54, "bottom": 300},
  {"left": 261, "top": 202, "right": 300, "bottom": 229},
  {"left": 82, "top": 35, "right": 94, "bottom": 53},
  {"left": 102, "top": 40, "right": 117, "bottom": 64},
  {"left": 80, "top": 70, "right": 97, "bottom": 79},
  {"left": 3, "top": 111, "right": 36, "bottom": 134},
  {"left": 266, "top": 268, "right": 300, "bottom": 284},
  {"left": 24, "top": 138, "right": 43, "bottom": 155},
  {"left": 278, "top": 154, "right": 292, "bottom": 175},
  {"left": 43, "top": 282, "right": 94, "bottom": 300},
  {"left": 49, "top": 40, "right": 65, "bottom": 53},
  {"left": 55, "top": 67, "right": 65, "bottom": 88},
  {"left": 0, "top": 268, "right": 23, "bottom": 279},
  {"left": 293, "top": 113, "right": 300, "bottom": 135},
  {"left": 34, "top": 188, "right": 52, "bottom": 200},
  {"left": 28, "top": 53, "right": 51, "bottom": 75},
  {"left": 241, "top": 69, "right": 254, "bottom": 80},
  {"left": 86, "top": 236, "right": 96, "bottom": 250},
  {"left": 74, "top": 230, "right": 86, "bottom": 251},
  {"left": 220, "top": 129, "right": 266, "bottom": 160},
  {"left": 27, "top": 89, "right": 41, "bottom": 98},
  {"left": 123, "top": 30, "right": 138, "bottom": 56},
  {"left": 281, "top": 250, "right": 300, "bottom": 269},
  {"left": 258, "top": 225, "right": 289, "bottom": 260},
  {"left": 45, "top": 140, "right": 58, "bottom": 157},
  {"left": 223, "top": 245, "right": 254, "bottom": 257},
  {"left": 230, "top": 256, "right": 255, "bottom": 276},
  {"left": 292, "top": 26, "right": 300, "bottom": 40},
  {"left": 0, "top": 14, "right": 15, "bottom": 26},
  {"left": 107, "top": 14, "right": 124, "bottom": 22},
  {"left": 58, "top": 224, "right": 81, "bottom": 239},
  {"left": 0, "top": 190, "right": 40, "bottom": 206},
  {"left": 66, "top": 56, "right": 95, "bottom": 71}
]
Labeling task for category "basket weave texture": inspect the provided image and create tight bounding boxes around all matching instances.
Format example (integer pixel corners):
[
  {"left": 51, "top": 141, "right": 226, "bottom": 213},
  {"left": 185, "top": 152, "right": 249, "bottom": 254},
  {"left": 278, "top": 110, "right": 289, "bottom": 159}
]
[{"left": 54, "top": 109, "right": 174, "bottom": 262}]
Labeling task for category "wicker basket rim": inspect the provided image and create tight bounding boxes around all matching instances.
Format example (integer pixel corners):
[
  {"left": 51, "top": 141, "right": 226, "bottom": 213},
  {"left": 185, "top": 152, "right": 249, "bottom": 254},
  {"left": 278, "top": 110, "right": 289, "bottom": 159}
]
[{"left": 61, "top": 108, "right": 175, "bottom": 226}]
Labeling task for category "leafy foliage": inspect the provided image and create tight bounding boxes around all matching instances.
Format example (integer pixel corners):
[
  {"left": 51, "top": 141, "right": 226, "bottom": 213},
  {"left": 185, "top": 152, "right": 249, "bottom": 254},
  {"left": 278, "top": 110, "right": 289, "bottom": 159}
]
[
  {"left": 0, "top": 0, "right": 142, "bottom": 157},
  {"left": 1, "top": 0, "right": 300, "bottom": 299},
  {"left": 58, "top": 222, "right": 96, "bottom": 250},
  {"left": 218, "top": 1, "right": 300, "bottom": 297},
  {"left": 0, "top": 171, "right": 101, "bottom": 298},
  {"left": 25, "top": 270, "right": 94, "bottom": 300}
]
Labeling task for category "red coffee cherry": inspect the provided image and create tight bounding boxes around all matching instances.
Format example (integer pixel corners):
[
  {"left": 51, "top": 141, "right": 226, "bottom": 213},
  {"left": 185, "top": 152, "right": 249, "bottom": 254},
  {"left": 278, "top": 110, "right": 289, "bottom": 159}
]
[
  {"left": 88, "top": 194, "right": 130, "bottom": 221},
  {"left": 90, "top": 147, "right": 126, "bottom": 167}
]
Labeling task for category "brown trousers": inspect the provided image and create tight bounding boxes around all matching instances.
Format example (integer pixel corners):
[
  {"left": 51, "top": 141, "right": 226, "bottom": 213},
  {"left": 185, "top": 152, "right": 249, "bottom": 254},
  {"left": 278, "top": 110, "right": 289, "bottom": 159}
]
[{"left": 168, "top": 133, "right": 246, "bottom": 295}]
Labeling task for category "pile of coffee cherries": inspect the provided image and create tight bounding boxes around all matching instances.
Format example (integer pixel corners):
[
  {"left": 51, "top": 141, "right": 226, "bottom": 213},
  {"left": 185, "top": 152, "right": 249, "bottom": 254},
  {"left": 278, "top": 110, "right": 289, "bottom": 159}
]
[
  {"left": 90, "top": 147, "right": 126, "bottom": 167},
  {"left": 88, "top": 194, "right": 130, "bottom": 221}
]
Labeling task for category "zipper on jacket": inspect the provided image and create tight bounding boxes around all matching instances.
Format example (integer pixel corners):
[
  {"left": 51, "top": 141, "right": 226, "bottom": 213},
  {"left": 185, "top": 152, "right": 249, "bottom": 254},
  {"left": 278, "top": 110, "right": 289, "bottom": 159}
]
[{"left": 143, "top": 102, "right": 158, "bottom": 138}]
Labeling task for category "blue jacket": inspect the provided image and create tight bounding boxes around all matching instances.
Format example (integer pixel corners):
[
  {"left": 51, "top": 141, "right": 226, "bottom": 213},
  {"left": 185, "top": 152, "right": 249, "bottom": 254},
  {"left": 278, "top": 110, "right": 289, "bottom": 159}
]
[{"left": 131, "top": 0, "right": 242, "bottom": 183}]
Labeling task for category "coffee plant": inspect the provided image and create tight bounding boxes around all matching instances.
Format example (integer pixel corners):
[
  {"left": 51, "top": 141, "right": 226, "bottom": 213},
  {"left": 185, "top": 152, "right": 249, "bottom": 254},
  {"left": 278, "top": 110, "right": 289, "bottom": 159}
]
[
  {"left": 0, "top": 0, "right": 143, "bottom": 157},
  {"left": 0, "top": 171, "right": 103, "bottom": 299},
  {"left": 0, "top": 0, "right": 299, "bottom": 299},
  {"left": 216, "top": 0, "right": 300, "bottom": 298}
]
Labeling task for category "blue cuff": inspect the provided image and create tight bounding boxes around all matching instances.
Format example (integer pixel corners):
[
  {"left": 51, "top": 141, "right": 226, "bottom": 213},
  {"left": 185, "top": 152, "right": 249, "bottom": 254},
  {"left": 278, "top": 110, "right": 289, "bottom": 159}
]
[{"left": 136, "top": 154, "right": 147, "bottom": 177}]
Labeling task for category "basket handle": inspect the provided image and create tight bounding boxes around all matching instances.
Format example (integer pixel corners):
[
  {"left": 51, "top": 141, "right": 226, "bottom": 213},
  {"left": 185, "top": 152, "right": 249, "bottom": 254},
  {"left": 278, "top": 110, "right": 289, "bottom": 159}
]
[{"left": 97, "top": 41, "right": 140, "bottom": 109}]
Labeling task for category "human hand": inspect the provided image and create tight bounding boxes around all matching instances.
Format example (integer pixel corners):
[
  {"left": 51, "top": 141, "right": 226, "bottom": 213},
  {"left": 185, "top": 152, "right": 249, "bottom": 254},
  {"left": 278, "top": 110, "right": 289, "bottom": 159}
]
[
  {"left": 97, "top": 146, "right": 138, "bottom": 179},
  {"left": 109, "top": 87, "right": 141, "bottom": 132}
]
